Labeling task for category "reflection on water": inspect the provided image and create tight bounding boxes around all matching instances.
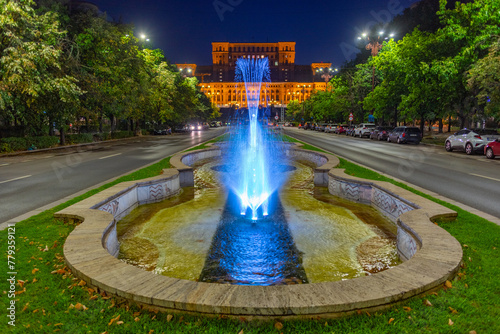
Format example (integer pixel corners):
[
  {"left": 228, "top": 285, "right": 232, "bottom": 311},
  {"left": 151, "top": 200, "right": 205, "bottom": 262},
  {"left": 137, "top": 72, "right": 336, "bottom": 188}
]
[
  {"left": 117, "top": 160, "right": 226, "bottom": 280},
  {"left": 281, "top": 161, "right": 400, "bottom": 283},
  {"left": 199, "top": 191, "right": 307, "bottom": 286},
  {"left": 117, "top": 158, "right": 400, "bottom": 284}
]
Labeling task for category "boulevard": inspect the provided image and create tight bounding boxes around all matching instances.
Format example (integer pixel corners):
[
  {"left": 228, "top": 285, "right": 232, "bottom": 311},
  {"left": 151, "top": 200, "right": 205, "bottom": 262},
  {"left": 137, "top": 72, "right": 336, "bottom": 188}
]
[
  {"left": 0, "top": 128, "right": 226, "bottom": 226},
  {"left": 285, "top": 127, "right": 500, "bottom": 219}
]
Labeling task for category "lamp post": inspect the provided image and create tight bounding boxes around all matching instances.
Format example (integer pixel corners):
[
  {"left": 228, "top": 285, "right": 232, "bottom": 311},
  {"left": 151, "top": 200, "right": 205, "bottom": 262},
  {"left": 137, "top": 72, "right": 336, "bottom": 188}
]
[
  {"left": 138, "top": 33, "right": 150, "bottom": 49},
  {"left": 358, "top": 31, "right": 394, "bottom": 92}
]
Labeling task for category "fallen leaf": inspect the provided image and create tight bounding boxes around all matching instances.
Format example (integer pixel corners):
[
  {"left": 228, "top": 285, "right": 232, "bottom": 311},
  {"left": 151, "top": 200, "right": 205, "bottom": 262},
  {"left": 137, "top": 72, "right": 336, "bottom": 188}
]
[
  {"left": 17, "top": 280, "right": 25, "bottom": 288},
  {"left": 463, "top": 244, "right": 468, "bottom": 248},
  {"left": 54, "top": 323, "right": 63, "bottom": 326},
  {"left": 429, "top": 292, "right": 439, "bottom": 296},
  {"left": 166, "top": 314, "right": 173, "bottom": 322},
  {"left": 274, "top": 322, "right": 283, "bottom": 330},
  {"left": 108, "top": 315, "right": 120, "bottom": 326},
  {"left": 324, "top": 321, "right": 328, "bottom": 326},
  {"left": 238, "top": 330, "right": 244, "bottom": 334},
  {"left": 22, "top": 303, "right": 29, "bottom": 312},
  {"left": 470, "top": 331, "right": 477, "bottom": 334},
  {"left": 134, "top": 317, "right": 140, "bottom": 322},
  {"left": 403, "top": 306, "right": 411, "bottom": 312},
  {"left": 43, "top": 245, "right": 49, "bottom": 252},
  {"left": 90, "top": 295, "right": 98, "bottom": 300},
  {"left": 445, "top": 281, "right": 452, "bottom": 289},
  {"left": 78, "top": 280, "right": 87, "bottom": 286},
  {"left": 116, "top": 321, "right": 123, "bottom": 325},
  {"left": 449, "top": 307, "right": 458, "bottom": 314},
  {"left": 448, "top": 318, "right": 454, "bottom": 326},
  {"left": 424, "top": 299, "right": 433, "bottom": 307},
  {"left": 33, "top": 309, "right": 39, "bottom": 313},
  {"left": 148, "top": 330, "right": 154, "bottom": 334},
  {"left": 133, "top": 312, "right": 141, "bottom": 317},
  {"left": 32, "top": 278, "right": 37, "bottom": 283},
  {"left": 32, "top": 268, "right": 39, "bottom": 274},
  {"left": 388, "top": 318, "right": 395, "bottom": 324}
]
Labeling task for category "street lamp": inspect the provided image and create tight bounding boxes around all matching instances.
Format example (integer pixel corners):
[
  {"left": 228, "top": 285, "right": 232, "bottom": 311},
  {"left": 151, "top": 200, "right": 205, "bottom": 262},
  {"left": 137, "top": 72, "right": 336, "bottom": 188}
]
[{"left": 358, "top": 31, "right": 394, "bottom": 91}]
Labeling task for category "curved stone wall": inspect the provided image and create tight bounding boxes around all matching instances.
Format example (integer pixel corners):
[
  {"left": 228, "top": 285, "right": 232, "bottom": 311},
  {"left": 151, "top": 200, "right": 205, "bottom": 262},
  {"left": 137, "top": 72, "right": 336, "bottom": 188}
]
[{"left": 55, "top": 146, "right": 463, "bottom": 319}]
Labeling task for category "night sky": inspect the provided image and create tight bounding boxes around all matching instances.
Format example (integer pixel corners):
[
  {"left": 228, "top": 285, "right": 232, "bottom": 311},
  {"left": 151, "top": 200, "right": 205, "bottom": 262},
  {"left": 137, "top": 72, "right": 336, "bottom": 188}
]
[{"left": 92, "top": 0, "right": 420, "bottom": 67}]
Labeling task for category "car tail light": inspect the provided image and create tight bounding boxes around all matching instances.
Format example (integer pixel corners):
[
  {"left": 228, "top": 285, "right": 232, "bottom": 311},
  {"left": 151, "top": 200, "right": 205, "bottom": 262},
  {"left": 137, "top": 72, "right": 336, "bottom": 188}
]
[
  {"left": 402, "top": 133, "right": 406, "bottom": 138},
  {"left": 474, "top": 135, "right": 482, "bottom": 139}
]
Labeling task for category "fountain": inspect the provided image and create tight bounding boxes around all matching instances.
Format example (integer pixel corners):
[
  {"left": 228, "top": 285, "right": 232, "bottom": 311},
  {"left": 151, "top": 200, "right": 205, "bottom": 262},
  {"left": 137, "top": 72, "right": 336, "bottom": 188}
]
[
  {"left": 221, "top": 57, "right": 289, "bottom": 220},
  {"left": 56, "top": 56, "right": 462, "bottom": 318}
]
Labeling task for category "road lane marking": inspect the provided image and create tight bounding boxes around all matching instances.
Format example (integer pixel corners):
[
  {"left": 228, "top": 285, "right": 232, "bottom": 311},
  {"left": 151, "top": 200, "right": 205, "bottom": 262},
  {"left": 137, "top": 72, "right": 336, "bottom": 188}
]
[
  {"left": 0, "top": 163, "right": 9, "bottom": 167},
  {"left": 0, "top": 175, "right": 32, "bottom": 184},
  {"left": 470, "top": 173, "right": 500, "bottom": 182},
  {"left": 98, "top": 153, "right": 122, "bottom": 160}
]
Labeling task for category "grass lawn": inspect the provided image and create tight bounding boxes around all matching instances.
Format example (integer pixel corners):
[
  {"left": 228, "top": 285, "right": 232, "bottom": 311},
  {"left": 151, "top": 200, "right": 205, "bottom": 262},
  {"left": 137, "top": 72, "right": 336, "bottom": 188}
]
[{"left": 1, "top": 135, "right": 499, "bottom": 333}]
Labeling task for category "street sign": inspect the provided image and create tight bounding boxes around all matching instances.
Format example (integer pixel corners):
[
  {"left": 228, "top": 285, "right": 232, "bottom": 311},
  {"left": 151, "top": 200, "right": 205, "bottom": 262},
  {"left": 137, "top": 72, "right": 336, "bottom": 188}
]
[
  {"left": 349, "top": 113, "right": 354, "bottom": 121},
  {"left": 275, "top": 115, "right": 279, "bottom": 120}
]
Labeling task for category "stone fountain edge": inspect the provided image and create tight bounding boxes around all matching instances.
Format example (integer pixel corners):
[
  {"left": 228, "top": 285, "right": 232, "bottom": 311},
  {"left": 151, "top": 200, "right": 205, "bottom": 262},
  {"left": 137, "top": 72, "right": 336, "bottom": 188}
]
[{"left": 54, "top": 145, "right": 463, "bottom": 319}]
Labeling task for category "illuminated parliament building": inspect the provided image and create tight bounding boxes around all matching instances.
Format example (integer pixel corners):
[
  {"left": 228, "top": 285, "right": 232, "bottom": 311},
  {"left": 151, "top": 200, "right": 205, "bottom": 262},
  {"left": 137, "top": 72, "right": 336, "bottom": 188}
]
[{"left": 176, "top": 42, "right": 334, "bottom": 117}]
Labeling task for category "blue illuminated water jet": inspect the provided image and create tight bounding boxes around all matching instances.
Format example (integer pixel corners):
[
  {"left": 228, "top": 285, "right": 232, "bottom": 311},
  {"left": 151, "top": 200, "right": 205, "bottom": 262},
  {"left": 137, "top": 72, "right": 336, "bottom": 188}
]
[{"left": 221, "top": 57, "right": 289, "bottom": 220}]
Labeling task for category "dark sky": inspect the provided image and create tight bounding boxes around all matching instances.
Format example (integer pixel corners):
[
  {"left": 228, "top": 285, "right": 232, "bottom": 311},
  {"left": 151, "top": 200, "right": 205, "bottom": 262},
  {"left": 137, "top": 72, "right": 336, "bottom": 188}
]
[{"left": 92, "top": 0, "right": 420, "bottom": 67}]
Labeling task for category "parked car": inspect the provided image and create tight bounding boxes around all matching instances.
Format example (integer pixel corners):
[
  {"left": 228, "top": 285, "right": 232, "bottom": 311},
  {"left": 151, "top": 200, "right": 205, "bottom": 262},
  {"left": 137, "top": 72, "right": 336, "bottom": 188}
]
[
  {"left": 485, "top": 139, "right": 500, "bottom": 159},
  {"left": 354, "top": 123, "right": 376, "bottom": 138},
  {"left": 345, "top": 125, "right": 356, "bottom": 136},
  {"left": 387, "top": 126, "right": 421, "bottom": 144},
  {"left": 324, "top": 123, "right": 337, "bottom": 133},
  {"left": 369, "top": 126, "right": 394, "bottom": 141},
  {"left": 316, "top": 123, "right": 328, "bottom": 131},
  {"left": 174, "top": 124, "right": 190, "bottom": 133},
  {"left": 445, "top": 128, "right": 500, "bottom": 155},
  {"left": 335, "top": 124, "right": 348, "bottom": 134},
  {"left": 153, "top": 127, "right": 171, "bottom": 135}
]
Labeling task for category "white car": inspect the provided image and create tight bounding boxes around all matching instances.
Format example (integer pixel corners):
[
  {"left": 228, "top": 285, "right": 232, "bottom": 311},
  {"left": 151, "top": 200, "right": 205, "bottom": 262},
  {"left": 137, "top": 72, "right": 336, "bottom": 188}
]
[
  {"left": 445, "top": 128, "right": 500, "bottom": 155},
  {"left": 324, "top": 123, "right": 338, "bottom": 133},
  {"left": 353, "top": 123, "right": 376, "bottom": 138}
]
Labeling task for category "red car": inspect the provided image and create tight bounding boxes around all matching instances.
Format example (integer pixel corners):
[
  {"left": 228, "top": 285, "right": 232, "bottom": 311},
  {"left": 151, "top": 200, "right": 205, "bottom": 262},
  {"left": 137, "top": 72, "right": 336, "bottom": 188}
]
[
  {"left": 485, "top": 139, "right": 500, "bottom": 159},
  {"left": 335, "top": 124, "right": 348, "bottom": 134}
]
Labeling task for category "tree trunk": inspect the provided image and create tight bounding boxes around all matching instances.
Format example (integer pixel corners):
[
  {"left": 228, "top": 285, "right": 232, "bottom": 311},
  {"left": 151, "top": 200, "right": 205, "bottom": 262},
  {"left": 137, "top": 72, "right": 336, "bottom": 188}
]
[
  {"left": 60, "top": 126, "right": 65, "bottom": 146},
  {"left": 448, "top": 115, "right": 452, "bottom": 132},
  {"left": 135, "top": 120, "right": 141, "bottom": 136},
  {"left": 111, "top": 114, "right": 116, "bottom": 132},
  {"left": 420, "top": 115, "right": 425, "bottom": 135},
  {"left": 438, "top": 118, "right": 443, "bottom": 133},
  {"left": 49, "top": 118, "right": 54, "bottom": 136},
  {"left": 99, "top": 116, "right": 103, "bottom": 133},
  {"left": 394, "top": 108, "right": 398, "bottom": 127}
]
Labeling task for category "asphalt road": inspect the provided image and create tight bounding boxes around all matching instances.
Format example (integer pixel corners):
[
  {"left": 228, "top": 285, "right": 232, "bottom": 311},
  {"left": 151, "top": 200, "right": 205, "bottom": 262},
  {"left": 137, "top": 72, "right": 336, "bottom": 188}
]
[
  {"left": 0, "top": 128, "right": 226, "bottom": 225},
  {"left": 284, "top": 128, "right": 500, "bottom": 219}
]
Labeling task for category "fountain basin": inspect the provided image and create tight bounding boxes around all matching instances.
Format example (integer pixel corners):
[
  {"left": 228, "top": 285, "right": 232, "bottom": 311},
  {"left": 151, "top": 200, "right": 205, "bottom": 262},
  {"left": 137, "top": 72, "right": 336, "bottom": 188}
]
[{"left": 55, "top": 144, "right": 462, "bottom": 319}]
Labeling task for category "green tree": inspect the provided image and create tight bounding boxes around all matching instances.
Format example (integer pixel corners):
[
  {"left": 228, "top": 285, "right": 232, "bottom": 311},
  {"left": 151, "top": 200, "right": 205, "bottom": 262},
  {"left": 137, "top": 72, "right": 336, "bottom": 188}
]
[
  {"left": 468, "top": 38, "right": 500, "bottom": 120},
  {"left": 0, "top": 0, "right": 81, "bottom": 136}
]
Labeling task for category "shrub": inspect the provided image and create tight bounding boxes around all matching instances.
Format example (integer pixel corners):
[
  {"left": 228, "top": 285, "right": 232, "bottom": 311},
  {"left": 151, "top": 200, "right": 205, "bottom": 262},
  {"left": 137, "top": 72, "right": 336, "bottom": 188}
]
[
  {"left": 0, "top": 137, "right": 28, "bottom": 152},
  {"left": 65, "top": 133, "right": 93, "bottom": 144},
  {"left": 110, "top": 131, "right": 134, "bottom": 139},
  {"left": 27, "top": 136, "right": 59, "bottom": 149}
]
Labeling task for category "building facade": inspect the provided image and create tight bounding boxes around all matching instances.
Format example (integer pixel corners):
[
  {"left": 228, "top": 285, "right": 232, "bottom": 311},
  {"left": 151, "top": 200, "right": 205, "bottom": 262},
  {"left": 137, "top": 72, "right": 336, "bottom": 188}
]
[{"left": 176, "top": 42, "right": 333, "bottom": 111}]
